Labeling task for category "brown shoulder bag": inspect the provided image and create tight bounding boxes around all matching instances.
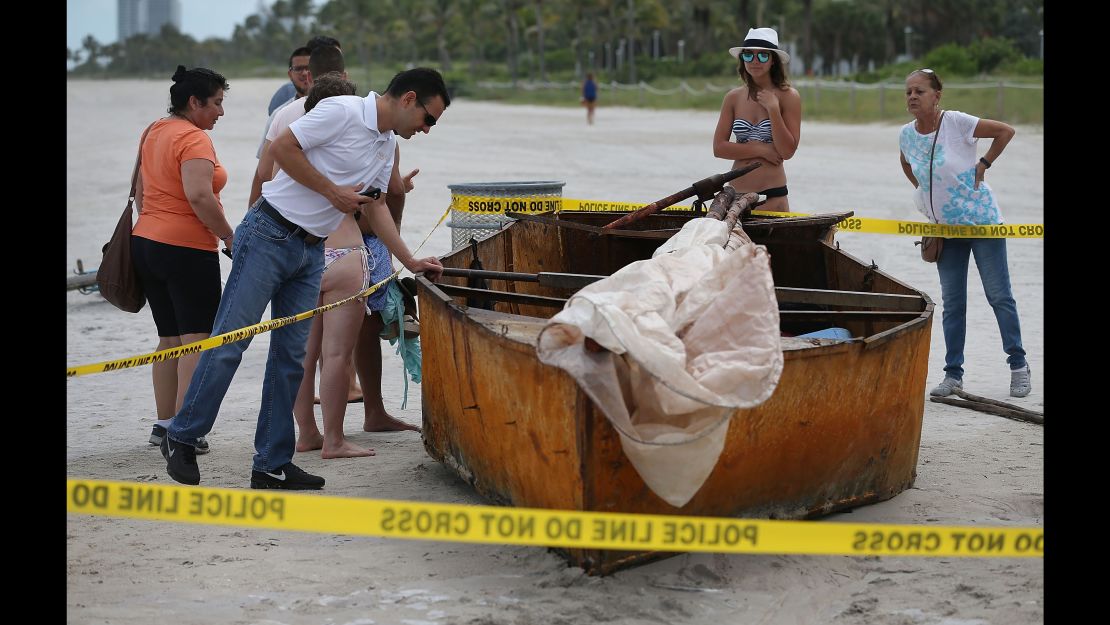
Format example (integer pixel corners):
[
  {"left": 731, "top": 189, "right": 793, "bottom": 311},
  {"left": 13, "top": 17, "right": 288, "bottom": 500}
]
[
  {"left": 97, "top": 123, "right": 155, "bottom": 313},
  {"left": 915, "top": 111, "right": 945, "bottom": 262}
]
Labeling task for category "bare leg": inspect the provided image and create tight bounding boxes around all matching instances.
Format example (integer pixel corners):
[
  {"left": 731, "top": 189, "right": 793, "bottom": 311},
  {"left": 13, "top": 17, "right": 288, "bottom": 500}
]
[
  {"left": 346, "top": 364, "right": 363, "bottom": 403},
  {"left": 152, "top": 336, "right": 181, "bottom": 420},
  {"left": 175, "top": 332, "right": 209, "bottom": 412},
  {"left": 314, "top": 360, "right": 362, "bottom": 404},
  {"left": 293, "top": 311, "right": 325, "bottom": 452},
  {"left": 319, "top": 255, "right": 375, "bottom": 458},
  {"left": 357, "top": 312, "right": 420, "bottom": 433}
]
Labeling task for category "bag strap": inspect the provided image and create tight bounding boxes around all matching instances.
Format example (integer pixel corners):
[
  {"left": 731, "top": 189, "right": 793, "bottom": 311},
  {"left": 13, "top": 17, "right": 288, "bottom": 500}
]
[
  {"left": 128, "top": 122, "right": 158, "bottom": 209},
  {"left": 927, "top": 111, "right": 945, "bottom": 223}
]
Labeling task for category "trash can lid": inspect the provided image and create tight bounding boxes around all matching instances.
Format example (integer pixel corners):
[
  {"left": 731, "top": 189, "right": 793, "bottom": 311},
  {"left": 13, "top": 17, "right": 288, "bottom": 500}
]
[{"left": 448, "top": 181, "right": 566, "bottom": 195}]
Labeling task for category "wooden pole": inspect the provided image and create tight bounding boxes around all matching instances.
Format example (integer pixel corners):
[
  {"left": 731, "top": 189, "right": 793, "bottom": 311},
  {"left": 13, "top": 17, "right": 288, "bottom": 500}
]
[
  {"left": 930, "top": 394, "right": 1043, "bottom": 425},
  {"left": 67, "top": 272, "right": 99, "bottom": 291},
  {"left": 601, "top": 163, "right": 761, "bottom": 230}
]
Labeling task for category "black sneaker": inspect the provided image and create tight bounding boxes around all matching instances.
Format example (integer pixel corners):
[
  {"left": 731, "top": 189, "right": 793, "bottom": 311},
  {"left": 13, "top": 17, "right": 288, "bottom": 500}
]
[
  {"left": 161, "top": 436, "right": 200, "bottom": 485},
  {"left": 194, "top": 436, "right": 210, "bottom": 455},
  {"left": 250, "top": 462, "right": 325, "bottom": 490},
  {"left": 149, "top": 425, "right": 166, "bottom": 446}
]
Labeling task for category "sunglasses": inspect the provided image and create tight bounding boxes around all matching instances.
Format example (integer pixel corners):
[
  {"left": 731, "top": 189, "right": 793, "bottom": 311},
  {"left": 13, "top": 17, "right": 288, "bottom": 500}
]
[
  {"left": 908, "top": 68, "right": 935, "bottom": 77},
  {"left": 417, "top": 98, "right": 437, "bottom": 127},
  {"left": 740, "top": 51, "right": 772, "bottom": 63},
  {"left": 289, "top": 65, "right": 310, "bottom": 73}
]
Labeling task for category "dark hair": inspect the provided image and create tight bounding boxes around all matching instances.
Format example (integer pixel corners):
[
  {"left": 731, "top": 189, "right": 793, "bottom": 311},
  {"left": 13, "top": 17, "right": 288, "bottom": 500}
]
[
  {"left": 288, "top": 47, "right": 311, "bottom": 68},
  {"left": 386, "top": 67, "right": 451, "bottom": 108},
  {"left": 304, "top": 72, "right": 357, "bottom": 112},
  {"left": 308, "top": 45, "right": 344, "bottom": 77},
  {"left": 168, "top": 65, "right": 229, "bottom": 115},
  {"left": 907, "top": 68, "right": 943, "bottom": 91},
  {"left": 737, "top": 52, "right": 790, "bottom": 100},
  {"left": 306, "top": 35, "right": 341, "bottom": 52}
]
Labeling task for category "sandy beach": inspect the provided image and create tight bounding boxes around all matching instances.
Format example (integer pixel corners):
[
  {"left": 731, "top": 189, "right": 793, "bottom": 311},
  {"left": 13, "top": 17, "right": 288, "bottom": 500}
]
[{"left": 67, "top": 78, "right": 1043, "bottom": 624}]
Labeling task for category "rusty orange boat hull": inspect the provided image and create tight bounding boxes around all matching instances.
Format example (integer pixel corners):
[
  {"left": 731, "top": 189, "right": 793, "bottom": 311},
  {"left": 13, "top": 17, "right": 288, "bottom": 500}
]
[{"left": 417, "top": 211, "right": 933, "bottom": 574}]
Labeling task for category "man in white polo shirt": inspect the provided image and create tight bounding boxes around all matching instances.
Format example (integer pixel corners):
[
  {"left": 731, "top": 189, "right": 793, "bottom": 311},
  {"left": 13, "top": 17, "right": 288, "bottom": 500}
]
[{"left": 161, "top": 68, "right": 448, "bottom": 491}]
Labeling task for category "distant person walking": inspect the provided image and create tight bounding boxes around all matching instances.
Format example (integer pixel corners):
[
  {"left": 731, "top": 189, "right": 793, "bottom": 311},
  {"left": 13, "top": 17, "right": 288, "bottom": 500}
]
[
  {"left": 712, "top": 27, "right": 801, "bottom": 212},
  {"left": 582, "top": 73, "right": 598, "bottom": 125},
  {"left": 132, "top": 66, "right": 234, "bottom": 455},
  {"left": 897, "top": 68, "right": 1030, "bottom": 398}
]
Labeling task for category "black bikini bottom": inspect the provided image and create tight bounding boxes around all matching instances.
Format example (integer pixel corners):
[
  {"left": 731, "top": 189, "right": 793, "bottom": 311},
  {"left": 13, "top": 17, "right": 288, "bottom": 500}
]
[{"left": 759, "top": 185, "right": 788, "bottom": 198}]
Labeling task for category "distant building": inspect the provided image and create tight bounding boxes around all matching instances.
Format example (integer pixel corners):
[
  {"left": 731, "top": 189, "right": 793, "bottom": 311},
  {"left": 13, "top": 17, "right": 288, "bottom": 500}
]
[{"left": 118, "top": 0, "right": 181, "bottom": 41}]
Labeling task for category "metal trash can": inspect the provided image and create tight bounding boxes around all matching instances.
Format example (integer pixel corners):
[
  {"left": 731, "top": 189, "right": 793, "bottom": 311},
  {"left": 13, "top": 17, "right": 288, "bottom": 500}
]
[{"left": 446, "top": 180, "right": 566, "bottom": 250}]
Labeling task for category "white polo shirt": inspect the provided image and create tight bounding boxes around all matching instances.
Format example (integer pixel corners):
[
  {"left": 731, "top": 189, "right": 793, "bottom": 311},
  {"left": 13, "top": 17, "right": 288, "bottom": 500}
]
[{"left": 260, "top": 92, "right": 396, "bottom": 237}]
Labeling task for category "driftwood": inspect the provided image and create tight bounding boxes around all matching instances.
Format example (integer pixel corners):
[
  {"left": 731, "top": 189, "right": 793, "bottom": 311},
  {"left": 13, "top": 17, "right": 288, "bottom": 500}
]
[
  {"left": 951, "top": 388, "right": 1043, "bottom": 416},
  {"left": 704, "top": 190, "right": 759, "bottom": 250},
  {"left": 725, "top": 192, "right": 759, "bottom": 230},
  {"left": 705, "top": 186, "right": 737, "bottom": 221},
  {"left": 67, "top": 272, "right": 99, "bottom": 291},
  {"left": 724, "top": 193, "right": 759, "bottom": 250},
  {"left": 930, "top": 388, "right": 1043, "bottom": 425}
]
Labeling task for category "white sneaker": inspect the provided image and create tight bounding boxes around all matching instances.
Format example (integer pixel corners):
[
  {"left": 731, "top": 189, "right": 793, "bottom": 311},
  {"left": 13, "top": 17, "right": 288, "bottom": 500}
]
[
  {"left": 930, "top": 377, "right": 962, "bottom": 397},
  {"left": 1010, "top": 365, "right": 1031, "bottom": 398}
]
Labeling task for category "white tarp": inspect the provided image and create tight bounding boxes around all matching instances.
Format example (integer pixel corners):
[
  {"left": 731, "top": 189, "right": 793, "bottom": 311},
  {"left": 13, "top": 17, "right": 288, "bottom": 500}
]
[{"left": 536, "top": 217, "right": 783, "bottom": 507}]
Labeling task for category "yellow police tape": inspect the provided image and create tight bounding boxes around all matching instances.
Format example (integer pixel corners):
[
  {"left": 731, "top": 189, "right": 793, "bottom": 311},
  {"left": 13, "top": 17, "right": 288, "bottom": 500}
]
[
  {"left": 449, "top": 194, "right": 1045, "bottom": 239},
  {"left": 66, "top": 272, "right": 394, "bottom": 378},
  {"left": 65, "top": 208, "right": 451, "bottom": 378},
  {"left": 67, "top": 479, "right": 1043, "bottom": 558}
]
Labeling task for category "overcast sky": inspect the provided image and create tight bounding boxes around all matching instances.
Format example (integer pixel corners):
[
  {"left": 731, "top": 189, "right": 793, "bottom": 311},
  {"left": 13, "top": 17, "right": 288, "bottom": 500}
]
[{"left": 67, "top": 0, "right": 273, "bottom": 51}]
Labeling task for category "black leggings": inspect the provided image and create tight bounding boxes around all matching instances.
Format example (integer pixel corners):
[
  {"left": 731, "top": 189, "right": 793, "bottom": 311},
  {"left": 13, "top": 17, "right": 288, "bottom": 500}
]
[{"left": 131, "top": 235, "right": 221, "bottom": 337}]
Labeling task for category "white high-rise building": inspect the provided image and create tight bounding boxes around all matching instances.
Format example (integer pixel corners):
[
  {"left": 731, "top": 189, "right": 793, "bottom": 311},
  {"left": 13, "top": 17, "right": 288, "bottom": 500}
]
[{"left": 118, "top": 0, "right": 181, "bottom": 42}]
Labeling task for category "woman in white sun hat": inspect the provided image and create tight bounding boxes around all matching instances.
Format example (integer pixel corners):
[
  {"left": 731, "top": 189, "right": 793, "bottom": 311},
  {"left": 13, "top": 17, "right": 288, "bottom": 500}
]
[{"left": 713, "top": 27, "right": 801, "bottom": 212}]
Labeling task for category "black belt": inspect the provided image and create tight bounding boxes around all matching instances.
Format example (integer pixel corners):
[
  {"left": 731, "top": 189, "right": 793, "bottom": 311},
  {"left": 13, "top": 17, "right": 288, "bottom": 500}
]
[{"left": 257, "top": 199, "right": 327, "bottom": 246}]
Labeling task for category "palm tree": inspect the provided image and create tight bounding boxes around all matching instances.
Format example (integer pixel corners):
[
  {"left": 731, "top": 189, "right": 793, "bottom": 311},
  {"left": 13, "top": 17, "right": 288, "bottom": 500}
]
[
  {"left": 531, "top": 0, "right": 547, "bottom": 81},
  {"left": 501, "top": 0, "right": 524, "bottom": 84},
  {"left": 426, "top": 0, "right": 458, "bottom": 71},
  {"left": 81, "top": 35, "right": 101, "bottom": 69},
  {"left": 289, "top": 0, "right": 315, "bottom": 33}
]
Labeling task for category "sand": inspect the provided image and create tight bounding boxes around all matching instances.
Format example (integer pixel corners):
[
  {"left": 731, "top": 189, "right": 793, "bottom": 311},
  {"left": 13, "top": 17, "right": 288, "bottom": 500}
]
[{"left": 67, "top": 79, "right": 1043, "bottom": 624}]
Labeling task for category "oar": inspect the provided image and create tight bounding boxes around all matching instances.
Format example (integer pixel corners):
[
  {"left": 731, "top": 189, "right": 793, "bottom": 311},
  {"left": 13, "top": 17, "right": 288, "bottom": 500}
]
[{"left": 601, "top": 163, "right": 762, "bottom": 230}]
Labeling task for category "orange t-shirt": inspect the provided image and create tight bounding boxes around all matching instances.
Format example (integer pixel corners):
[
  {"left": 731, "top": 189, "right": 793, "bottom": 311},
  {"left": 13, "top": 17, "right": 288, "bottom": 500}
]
[{"left": 132, "top": 118, "right": 227, "bottom": 251}]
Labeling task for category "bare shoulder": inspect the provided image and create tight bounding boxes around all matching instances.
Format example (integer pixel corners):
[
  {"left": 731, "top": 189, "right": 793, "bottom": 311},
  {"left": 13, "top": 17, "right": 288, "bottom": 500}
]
[
  {"left": 724, "top": 86, "right": 748, "bottom": 101},
  {"left": 778, "top": 85, "right": 802, "bottom": 102}
]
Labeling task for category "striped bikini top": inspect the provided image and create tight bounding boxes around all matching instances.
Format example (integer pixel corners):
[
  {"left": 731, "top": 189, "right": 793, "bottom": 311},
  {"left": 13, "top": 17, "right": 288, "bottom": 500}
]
[{"left": 733, "top": 118, "right": 773, "bottom": 143}]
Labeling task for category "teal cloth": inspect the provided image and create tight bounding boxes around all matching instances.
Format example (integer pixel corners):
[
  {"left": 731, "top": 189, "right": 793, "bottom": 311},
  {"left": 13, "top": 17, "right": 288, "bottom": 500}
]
[{"left": 380, "top": 280, "right": 421, "bottom": 408}]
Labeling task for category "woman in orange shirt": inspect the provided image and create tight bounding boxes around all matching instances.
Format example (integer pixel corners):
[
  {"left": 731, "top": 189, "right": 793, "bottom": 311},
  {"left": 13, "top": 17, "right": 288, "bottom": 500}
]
[{"left": 131, "top": 66, "right": 234, "bottom": 453}]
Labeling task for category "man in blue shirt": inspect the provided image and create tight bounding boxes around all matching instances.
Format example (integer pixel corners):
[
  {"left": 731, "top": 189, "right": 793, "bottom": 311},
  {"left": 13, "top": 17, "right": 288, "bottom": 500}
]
[
  {"left": 269, "top": 47, "right": 312, "bottom": 115},
  {"left": 267, "top": 36, "right": 341, "bottom": 115}
]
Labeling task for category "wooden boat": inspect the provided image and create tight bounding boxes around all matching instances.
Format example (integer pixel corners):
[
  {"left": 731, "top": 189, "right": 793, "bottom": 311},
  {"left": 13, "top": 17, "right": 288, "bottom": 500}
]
[{"left": 415, "top": 208, "right": 934, "bottom": 575}]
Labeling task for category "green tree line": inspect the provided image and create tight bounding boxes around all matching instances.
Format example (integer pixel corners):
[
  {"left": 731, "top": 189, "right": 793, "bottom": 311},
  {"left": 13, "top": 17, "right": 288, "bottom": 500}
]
[{"left": 68, "top": 0, "right": 1043, "bottom": 84}]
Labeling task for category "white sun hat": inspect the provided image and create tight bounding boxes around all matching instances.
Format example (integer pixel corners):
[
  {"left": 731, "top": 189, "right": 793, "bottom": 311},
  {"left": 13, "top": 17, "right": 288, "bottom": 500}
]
[{"left": 729, "top": 27, "right": 791, "bottom": 64}]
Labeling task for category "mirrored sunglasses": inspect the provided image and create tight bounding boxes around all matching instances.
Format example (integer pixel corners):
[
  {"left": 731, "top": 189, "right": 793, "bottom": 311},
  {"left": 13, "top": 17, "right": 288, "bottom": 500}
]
[{"left": 741, "top": 51, "right": 772, "bottom": 63}]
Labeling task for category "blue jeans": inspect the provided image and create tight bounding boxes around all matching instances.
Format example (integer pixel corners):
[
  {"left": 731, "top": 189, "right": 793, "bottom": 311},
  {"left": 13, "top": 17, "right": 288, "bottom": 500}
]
[
  {"left": 936, "top": 237, "right": 1026, "bottom": 380},
  {"left": 168, "top": 203, "right": 325, "bottom": 472}
]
